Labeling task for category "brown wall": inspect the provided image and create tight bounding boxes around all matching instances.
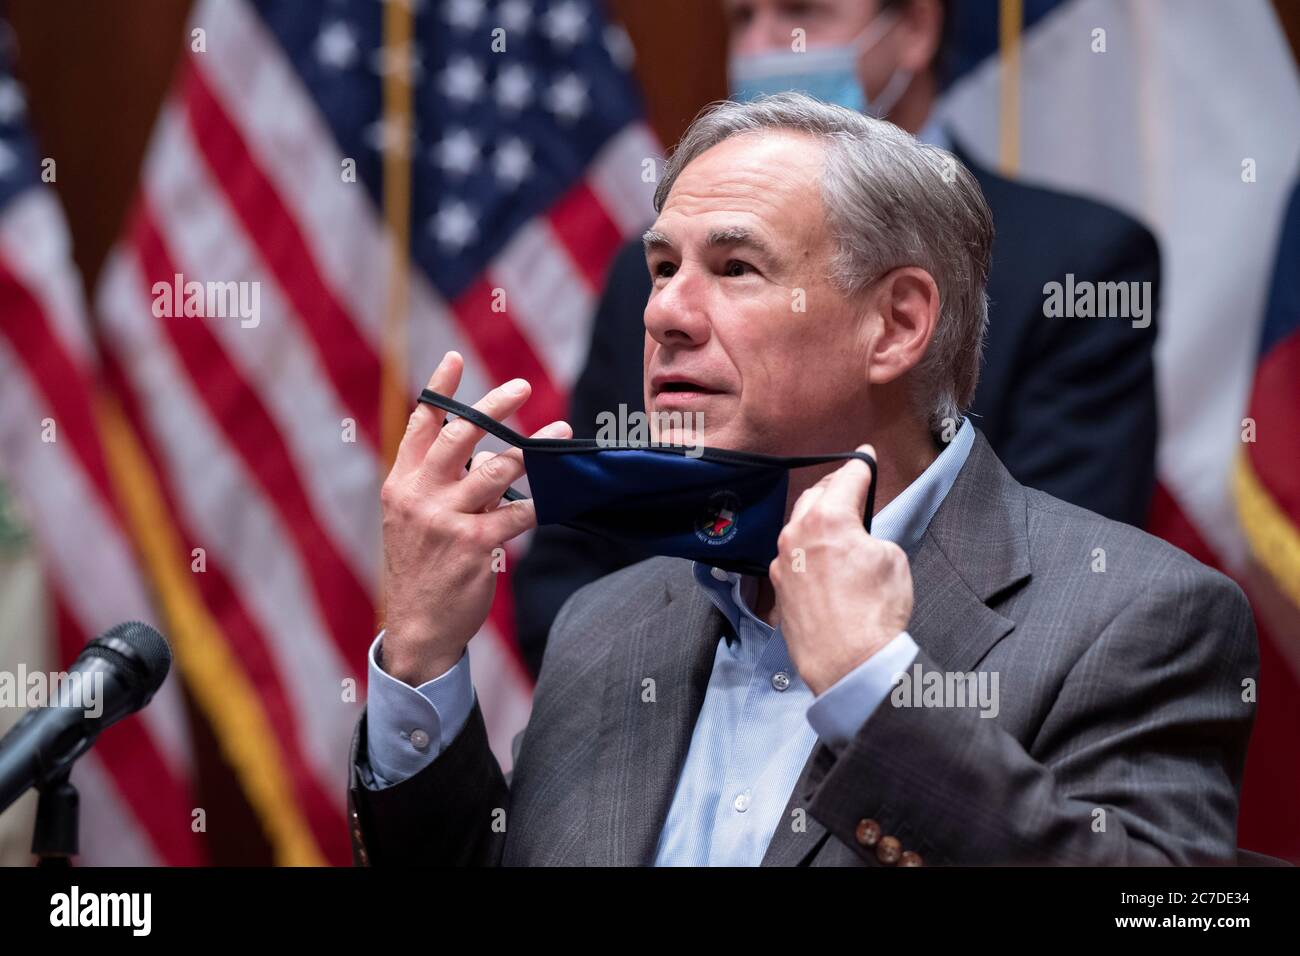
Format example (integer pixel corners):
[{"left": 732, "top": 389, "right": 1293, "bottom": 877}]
[
  {"left": 608, "top": 0, "right": 729, "bottom": 148},
  {"left": 8, "top": 0, "right": 193, "bottom": 289}
]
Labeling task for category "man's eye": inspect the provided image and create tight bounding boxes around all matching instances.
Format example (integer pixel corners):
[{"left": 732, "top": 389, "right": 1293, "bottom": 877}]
[
  {"left": 723, "top": 260, "right": 753, "bottom": 277},
  {"left": 653, "top": 261, "right": 677, "bottom": 279}
]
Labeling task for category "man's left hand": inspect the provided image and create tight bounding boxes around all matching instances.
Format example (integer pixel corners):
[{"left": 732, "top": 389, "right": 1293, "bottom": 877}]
[{"left": 770, "top": 445, "right": 914, "bottom": 696}]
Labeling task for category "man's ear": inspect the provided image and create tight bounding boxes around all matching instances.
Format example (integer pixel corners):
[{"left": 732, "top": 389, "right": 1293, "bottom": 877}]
[{"left": 864, "top": 266, "right": 940, "bottom": 387}]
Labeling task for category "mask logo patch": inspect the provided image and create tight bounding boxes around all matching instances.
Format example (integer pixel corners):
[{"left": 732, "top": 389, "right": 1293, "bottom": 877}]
[{"left": 695, "top": 491, "right": 742, "bottom": 546}]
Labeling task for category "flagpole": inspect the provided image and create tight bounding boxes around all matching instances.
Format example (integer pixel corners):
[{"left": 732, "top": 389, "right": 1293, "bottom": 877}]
[
  {"left": 381, "top": 0, "right": 414, "bottom": 470},
  {"left": 378, "top": 0, "right": 416, "bottom": 622},
  {"left": 998, "top": 0, "right": 1022, "bottom": 177}
]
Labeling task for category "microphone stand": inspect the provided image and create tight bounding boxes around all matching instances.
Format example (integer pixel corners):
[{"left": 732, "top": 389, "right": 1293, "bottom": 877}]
[{"left": 32, "top": 769, "right": 78, "bottom": 867}]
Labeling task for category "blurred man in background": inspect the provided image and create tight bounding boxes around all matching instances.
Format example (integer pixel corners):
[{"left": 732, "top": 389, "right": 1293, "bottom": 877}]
[{"left": 514, "top": 0, "right": 1161, "bottom": 676}]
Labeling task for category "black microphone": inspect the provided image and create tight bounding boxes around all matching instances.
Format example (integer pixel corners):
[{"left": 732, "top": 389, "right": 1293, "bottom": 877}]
[{"left": 0, "top": 622, "right": 172, "bottom": 813}]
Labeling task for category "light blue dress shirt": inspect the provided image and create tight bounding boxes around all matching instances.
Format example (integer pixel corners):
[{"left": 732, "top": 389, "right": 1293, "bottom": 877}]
[{"left": 365, "top": 418, "right": 975, "bottom": 864}]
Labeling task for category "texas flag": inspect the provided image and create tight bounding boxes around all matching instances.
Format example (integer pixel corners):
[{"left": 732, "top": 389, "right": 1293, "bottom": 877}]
[{"left": 937, "top": 0, "right": 1300, "bottom": 859}]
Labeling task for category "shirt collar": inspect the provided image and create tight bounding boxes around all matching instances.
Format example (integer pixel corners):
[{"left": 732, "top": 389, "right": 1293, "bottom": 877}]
[{"left": 693, "top": 418, "right": 975, "bottom": 634}]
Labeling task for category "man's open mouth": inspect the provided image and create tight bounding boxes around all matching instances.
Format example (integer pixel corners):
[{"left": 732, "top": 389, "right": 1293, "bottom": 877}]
[{"left": 652, "top": 376, "right": 724, "bottom": 396}]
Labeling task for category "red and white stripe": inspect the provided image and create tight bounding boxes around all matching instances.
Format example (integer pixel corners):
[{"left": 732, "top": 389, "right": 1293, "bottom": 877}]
[
  {"left": 0, "top": 188, "right": 202, "bottom": 865},
  {"left": 89, "top": 0, "right": 658, "bottom": 843}
]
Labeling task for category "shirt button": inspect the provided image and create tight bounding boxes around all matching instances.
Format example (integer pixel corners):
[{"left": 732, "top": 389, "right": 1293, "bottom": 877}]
[
  {"left": 771, "top": 671, "right": 791, "bottom": 692},
  {"left": 899, "top": 851, "right": 924, "bottom": 867},
  {"left": 855, "top": 818, "right": 881, "bottom": 847},
  {"left": 710, "top": 566, "right": 729, "bottom": 582},
  {"left": 876, "top": 836, "right": 903, "bottom": 865},
  {"left": 409, "top": 728, "right": 431, "bottom": 751},
  {"left": 733, "top": 790, "right": 751, "bottom": 812}
]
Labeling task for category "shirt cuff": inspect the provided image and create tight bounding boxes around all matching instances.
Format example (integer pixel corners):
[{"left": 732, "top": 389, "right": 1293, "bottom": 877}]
[
  {"left": 806, "top": 631, "right": 919, "bottom": 749},
  {"left": 364, "top": 631, "right": 475, "bottom": 788}
]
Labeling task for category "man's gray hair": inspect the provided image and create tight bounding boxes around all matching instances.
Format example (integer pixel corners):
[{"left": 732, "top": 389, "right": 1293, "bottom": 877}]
[{"left": 653, "top": 92, "right": 994, "bottom": 433}]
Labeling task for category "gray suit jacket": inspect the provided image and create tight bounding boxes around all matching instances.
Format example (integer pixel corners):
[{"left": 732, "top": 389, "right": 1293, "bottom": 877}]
[{"left": 347, "top": 432, "right": 1257, "bottom": 866}]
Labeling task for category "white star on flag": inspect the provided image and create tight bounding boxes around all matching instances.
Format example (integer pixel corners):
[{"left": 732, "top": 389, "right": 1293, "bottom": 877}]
[
  {"left": 314, "top": 21, "right": 358, "bottom": 70},
  {"left": 0, "top": 139, "right": 16, "bottom": 178},
  {"left": 604, "top": 24, "right": 635, "bottom": 70},
  {"left": 447, "top": 0, "right": 486, "bottom": 31},
  {"left": 0, "top": 77, "right": 26, "bottom": 124},
  {"left": 543, "top": 0, "right": 588, "bottom": 49},
  {"left": 545, "top": 74, "right": 588, "bottom": 123},
  {"left": 441, "top": 55, "right": 485, "bottom": 104},
  {"left": 495, "top": 64, "right": 532, "bottom": 112},
  {"left": 430, "top": 200, "right": 479, "bottom": 252},
  {"left": 499, "top": 0, "right": 532, "bottom": 34},
  {"left": 436, "top": 128, "right": 480, "bottom": 176},
  {"left": 493, "top": 137, "right": 533, "bottom": 188}
]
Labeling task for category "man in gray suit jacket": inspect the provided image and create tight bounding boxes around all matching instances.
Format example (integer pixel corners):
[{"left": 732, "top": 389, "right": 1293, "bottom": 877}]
[{"left": 349, "top": 93, "right": 1256, "bottom": 866}]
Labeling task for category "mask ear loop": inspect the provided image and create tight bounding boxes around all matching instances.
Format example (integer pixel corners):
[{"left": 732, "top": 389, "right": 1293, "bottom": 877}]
[
  {"left": 419, "top": 390, "right": 532, "bottom": 502},
  {"left": 848, "top": 450, "right": 879, "bottom": 535},
  {"left": 850, "top": 9, "right": 911, "bottom": 119},
  {"left": 420, "top": 389, "right": 533, "bottom": 447}
]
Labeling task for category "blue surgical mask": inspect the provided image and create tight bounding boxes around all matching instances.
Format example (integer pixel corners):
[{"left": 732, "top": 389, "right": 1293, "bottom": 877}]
[
  {"left": 422, "top": 390, "right": 877, "bottom": 576},
  {"left": 728, "top": 11, "right": 912, "bottom": 119}
]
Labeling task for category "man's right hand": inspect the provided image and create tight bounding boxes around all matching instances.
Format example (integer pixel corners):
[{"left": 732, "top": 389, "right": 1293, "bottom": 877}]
[{"left": 379, "top": 350, "right": 571, "bottom": 686}]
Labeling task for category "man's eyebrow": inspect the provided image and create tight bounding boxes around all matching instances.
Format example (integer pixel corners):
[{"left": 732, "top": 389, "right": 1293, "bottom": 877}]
[
  {"left": 642, "top": 228, "right": 672, "bottom": 252},
  {"left": 641, "top": 226, "right": 777, "bottom": 259},
  {"left": 704, "top": 226, "right": 774, "bottom": 259}
]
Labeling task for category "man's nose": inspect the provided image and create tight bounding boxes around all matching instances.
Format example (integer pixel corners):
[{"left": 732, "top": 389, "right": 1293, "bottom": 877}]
[{"left": 644, "top": 267, "right": 712, "bottom": 349}]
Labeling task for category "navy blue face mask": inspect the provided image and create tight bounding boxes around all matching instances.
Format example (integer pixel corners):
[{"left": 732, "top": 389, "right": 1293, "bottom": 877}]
[{"left": 420, "top": 390, "right": 877, "bottom": 576}]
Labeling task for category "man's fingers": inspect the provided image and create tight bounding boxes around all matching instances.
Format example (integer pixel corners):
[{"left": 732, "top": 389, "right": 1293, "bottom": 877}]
[
  {"left": 392, "top": 351, "right": 464, "bottom": 478},
  {"left": 789, "top": 482, "right": 826, "bottom": 525},
  {"left": 459, "top": 448, "right": 527, "bottom": 512},
  {"left": 477, "top": 497, "right": 538, "bottom": 544},
  {"left": 819, "top": 444, "right": 877, "bottom": 520},
  {"left": 467, "top": 450, "right": 499, "bottom": 510},
  {"left": 457, "top": 420, "right": 571, "bottom": 512},
  {"left": 423, "top": 377, "right": 532, "bottom": 481},
  {"left": 527, "top": 419, "right": 573, "bottom": 442}
]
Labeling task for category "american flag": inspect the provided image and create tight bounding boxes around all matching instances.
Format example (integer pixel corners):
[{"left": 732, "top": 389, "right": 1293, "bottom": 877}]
[
  {"left": 0, "top": 39, "right": 203, "bottom": 864},
  {"left": 84, "top": 0, "right": 654, "bottom": 864}
]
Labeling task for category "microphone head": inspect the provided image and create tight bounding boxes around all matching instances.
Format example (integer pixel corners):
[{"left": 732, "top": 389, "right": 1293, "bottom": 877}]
[{"left": 85, "top": 622, "right": 172, "bottom": 700}]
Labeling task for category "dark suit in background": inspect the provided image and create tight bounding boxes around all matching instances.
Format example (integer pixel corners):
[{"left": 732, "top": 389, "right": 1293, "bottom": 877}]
[{"left": 513, "top": 143, "right": 1161, "bottom": 677}]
